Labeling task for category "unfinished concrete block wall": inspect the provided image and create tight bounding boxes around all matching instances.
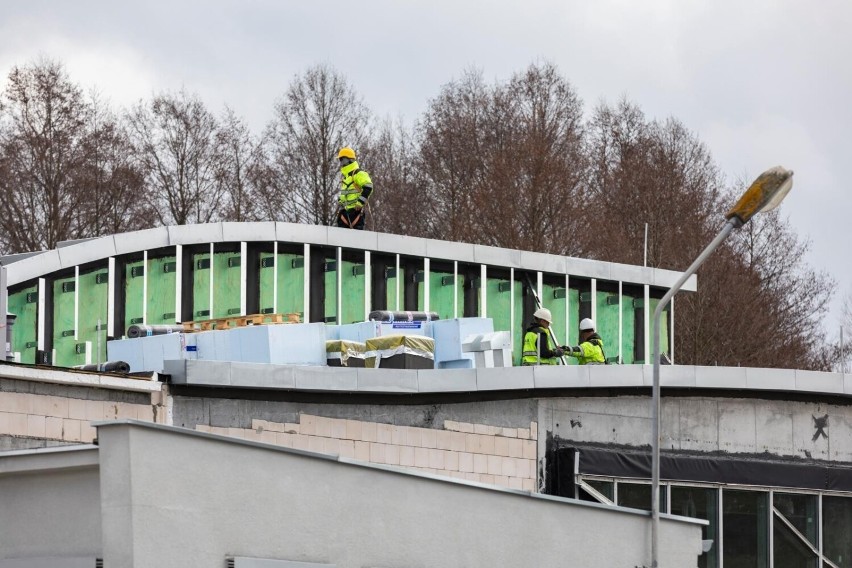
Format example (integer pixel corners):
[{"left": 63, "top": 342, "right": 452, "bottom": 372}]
[
  {"left": 197, "top": 413, "right": 539, "bottom": 491},
  {"left": 0, "top": 378, "right": 164, "bottom": 451}
]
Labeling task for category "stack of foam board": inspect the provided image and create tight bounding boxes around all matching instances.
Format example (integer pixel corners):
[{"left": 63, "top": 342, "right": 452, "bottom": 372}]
[
  {"left": 107, "top": 332, "right": 197, "bottom": 373},
  {"left": 106, "top": 322, "right": 328, "bottom": 372},
  {"left": 215, "top": 323, "right": 327, "bottom": 366},
  {"left": 431, "top": 318, "right": 495, "bottom": 369},
  {"left": 462, "top": 331, "right": 513, "bottom": 368}
]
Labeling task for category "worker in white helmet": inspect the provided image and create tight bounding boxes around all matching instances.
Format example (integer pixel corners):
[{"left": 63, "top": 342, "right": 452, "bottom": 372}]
[
  {"left": 521, "top": 307, "right": 564, "bottom": 365},
  {"left": 562, "top": 318, "right": 606, "bottom": 364}
]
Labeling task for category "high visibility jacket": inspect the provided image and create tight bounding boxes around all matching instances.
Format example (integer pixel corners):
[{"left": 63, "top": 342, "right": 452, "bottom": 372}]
[
  {"left": 566, "top": 334, "right": 606, "bottom": 365},
  {"left": 339, "top": 161, "right": 373, "bottom": 211},
  {"left": 522, "top": 323, "right": 560, "bottom": 365}
]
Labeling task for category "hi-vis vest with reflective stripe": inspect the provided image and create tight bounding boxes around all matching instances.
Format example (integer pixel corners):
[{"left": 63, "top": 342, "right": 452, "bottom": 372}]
[
  {"left": 522, "top": 326, "right": 559, "bottom": 365},
  {"left": 339, "top": 161, "right": 372, "bottom": 210}
]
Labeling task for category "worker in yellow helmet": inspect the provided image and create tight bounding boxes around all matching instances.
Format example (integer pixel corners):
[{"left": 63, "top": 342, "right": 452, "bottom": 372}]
[
  {"left": 561, "top": 318, "right": 606, "bottom": 364},
  {"left": 336, "top": 147, "right": 374, "bottom": 230},
  {"left": 521, "top": 308, "right": 564, "bottom": 365}
]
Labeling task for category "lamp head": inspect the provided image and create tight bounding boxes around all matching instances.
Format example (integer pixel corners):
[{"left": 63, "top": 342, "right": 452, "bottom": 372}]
[{"left": 725, "top": 166, "right": 793, "bottom": 227}]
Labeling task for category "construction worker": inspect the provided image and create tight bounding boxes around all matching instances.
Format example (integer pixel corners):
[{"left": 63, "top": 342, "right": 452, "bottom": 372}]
[
  {"left": 562, "top": 318, "right": 606, "bottom": 365},
  {"left": 336, "top": 146, "right": 373, "bottom": 230},
  {"left": 521, "top": 308, "right": 564, "bottom": 365}
]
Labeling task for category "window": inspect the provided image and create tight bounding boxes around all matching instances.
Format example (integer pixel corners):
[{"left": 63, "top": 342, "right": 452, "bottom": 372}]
[
  {"left": 823, "top": 495, "right": 852, "bottom": 567},
  {"left": 723, "top": 489, "right": 768, "bottom": 568},
  {"left": 671, "top": 486, "right": 718, "bottom": 568}
]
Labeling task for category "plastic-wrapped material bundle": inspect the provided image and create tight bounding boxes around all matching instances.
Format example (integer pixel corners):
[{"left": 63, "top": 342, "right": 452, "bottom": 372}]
[
  {"left": 127, "top": 324, "right": 185, "bottom": 338},
  {"left": 326, "top": 339, "right": 367, "bottom": 367},
  {"left": 364, "top": 334, "right": 435, "bottom": 369},
  {"left": 367, "top": 310, "right": 439, "bottom": 322},
  {"left": 72, "top": 360, "right": 131, "bottom": 373}
]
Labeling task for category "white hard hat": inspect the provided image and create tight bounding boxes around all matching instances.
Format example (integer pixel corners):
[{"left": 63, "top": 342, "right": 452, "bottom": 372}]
[
  {"left": 579, "top": 318, "right": 595, "bottom": 331},
  {"left": 533, "top": 308, "right": 553, "bottom": 323}
]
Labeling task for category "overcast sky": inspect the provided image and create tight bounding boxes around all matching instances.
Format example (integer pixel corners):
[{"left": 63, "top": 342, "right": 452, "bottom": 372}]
[{"left": 2, "top": 0, "right": 850, "bottom": 331}]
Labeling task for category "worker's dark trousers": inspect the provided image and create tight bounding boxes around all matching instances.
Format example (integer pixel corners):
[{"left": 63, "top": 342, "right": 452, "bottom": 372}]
[{"left": 336, "top": 208, "right": 366, "bottom": 230}]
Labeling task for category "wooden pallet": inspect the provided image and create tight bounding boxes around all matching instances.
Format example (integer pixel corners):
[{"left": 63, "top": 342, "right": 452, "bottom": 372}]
[{"left": 182, "top": 312, "right": 300, "bottom": 332}]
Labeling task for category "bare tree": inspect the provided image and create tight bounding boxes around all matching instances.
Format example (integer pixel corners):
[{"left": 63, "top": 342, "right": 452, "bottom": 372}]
[
  {"left": 474, "top": 62, "right": 588, "bottom": 254},
  {"left": 76, "top": 92, "right": 155, "bottom": 236},
  {"left": 266, "top": 65, "right": 370, "bottom": 226},
  {"left": 415, "top": 68, "right": 488, "bottom": 242},
  {"left": 360, "top": 116, "right": 425, "bottom": 236},
  {"left": 585, "top": 98, "right": 723, "bottom": 268},
  {"left": 731, "top": 207, "right": 833, "bottom": 368},
  {"left": 126, "top": 89, "right": 223, "bottom": 225},
  {"left": 215, "top": 107, "right": 266, "bottom": 222},
  {"left": 0, "top": 57, "right": 89, "bottom": 252}
]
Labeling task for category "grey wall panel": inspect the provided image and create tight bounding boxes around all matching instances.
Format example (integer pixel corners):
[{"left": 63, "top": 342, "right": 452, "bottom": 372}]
[
  {"left": 222, "top": 222, "right": 277, "bottom": 243},
  {"left": 425, "top": 240, "right": 475, "bottom": 263},
  {"left": 652, "top": 269, "right": 698, "bottom": 292},
  {"left": 356, "top": 369, "right": 418, "bottom": 392},
  {"left": 113, "top": 227, "right": 170, "bottom": 255},
  {"left": 376, "top": 233, "right": 427, "bottom": 258},
  {"left": 276, "top": 222, "right": 328, "bottom": 246},
  {"left": 57, "top": 237, "right": 116, "bottom": 269},
  {"left": 6, "top": 251, "right": 61, "bottom": 286},
  {"left": 473, "top": 244, "right": 521, "bottom": 268},
  {"left": 91, "top": 422, "right": 703, "bottom": 568},
  {"left": 0, "top": 558, "right": 98, "bottom": 568},
  {"left": 694, "top": 365, "right": 747, "bottom": 389},
  {"left": 564, "top": 257, "right": 611, "bottom": 280},
  {"left": 294, "top": 367, "right": 358, "bottom": 391},
  {"left": 745, "top": 367, "right": 795, "bottom": 391},
  {"left": 0, "top": 460, "right": 101, "bottom": 559},
  {"left": 476, "top": 367, "right": 534, "bottom": 391},
  {"left": 517, "top": 251, "right": 565, "bottom": 274},
  {"left": 608, "top": 263, "right": 652, "bottom": 286},
  {"left": 327, "top": 226, "right": 378, "bottom": 250},
  {"left": 532, "top": 365, "right": 590, "bottom": 389},
  {"left": 795, "top": 369, "right": 843, "bottom": 394},
  {"left": 657, "top": 364, "right": 698, "bottom": 388},
  {"left": 167, "top": 223, "right": 224, "bottom": 246},
  {"left": 230, "top": 362, "right": 296, "bottom": 389},
  {"left": 417, "top": 368, "right": 478, "bottom": 392}
]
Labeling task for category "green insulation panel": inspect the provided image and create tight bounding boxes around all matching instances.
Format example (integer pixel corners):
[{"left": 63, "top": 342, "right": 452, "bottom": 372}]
[
  {"left": 324, "top": 260, "right": 338, "bottom": 323},
  {"left": 340, "top": 260, "right": 366, "bottom": 324},
  {"left": 621, "top": 293, "right": 639, "bottom": 364},
  {"left": 486, "top": 276, "right": 523, "bottom": 364},
  {"left": 596, "top": 291, "right": 619, "bottom": 364},
  {"left": 419, "top": 270, "right": 464, "bottom": 320},
  {"left": 387, "top": 267, "right": 403, "bottom": 311},
  {"left": 8, "top": 285, "right": 37, "bottom": 364},
  {"left": 146, "top": 256, "right": 177, "bottom": 324},
  {"left": 124, "top": 259, "right": 145, "bottom": 333},
  {"left": 52, "top": 275, "right": 79, "bottom": 367},
  {"left": 543, "top": 283, "right": 578, "bottom": 365},
  {"left": 192, "top": 252, "right": 211, "bottom": 319},
  {"left": 212, "top": 252, "right": 241, "bottom": 319},
  {"left": 650, "top": 298, "right": 671, "bottom": 360},
  {"left": 259, "top": 252, "right": 305, "bottom": 318},
  {"left": 78, "top": 268, "right": 109, "bottom": 365}
]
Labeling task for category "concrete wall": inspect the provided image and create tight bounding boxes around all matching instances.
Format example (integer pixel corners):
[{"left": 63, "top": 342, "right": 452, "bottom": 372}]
[
  {"left": 0, "top": 377, "right": 163, "bottom": 451},
  {"left": 96, "top": 421, "right": 704, "bottom": 568},
  {"left": 0, "top": 447, "right": 101, "bottom": 560},
  {"left": 540, "top": 394, "right": 852, "bottom": 461}
]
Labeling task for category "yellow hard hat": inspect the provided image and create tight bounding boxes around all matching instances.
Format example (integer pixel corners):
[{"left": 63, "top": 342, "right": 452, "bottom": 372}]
[{"left": 338, "top": 147, "right": 356, "bottom": 160}]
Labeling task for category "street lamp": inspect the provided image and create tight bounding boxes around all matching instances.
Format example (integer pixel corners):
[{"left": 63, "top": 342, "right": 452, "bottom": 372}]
[{"left": 650, "top": 166, "right": 794, "bottom": 567}]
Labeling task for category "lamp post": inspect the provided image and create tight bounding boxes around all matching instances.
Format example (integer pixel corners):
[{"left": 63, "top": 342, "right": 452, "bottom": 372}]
[{"left": 650, "top": 166, "right": 794, "bottom": 567}]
